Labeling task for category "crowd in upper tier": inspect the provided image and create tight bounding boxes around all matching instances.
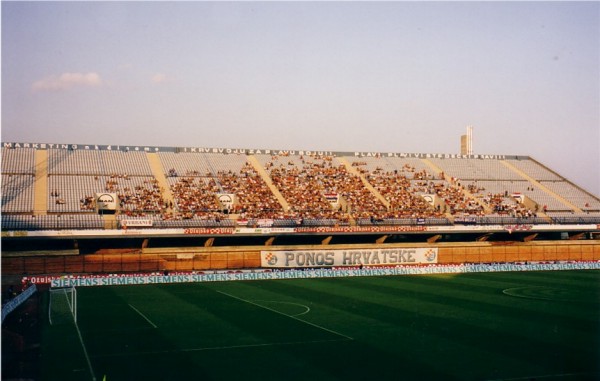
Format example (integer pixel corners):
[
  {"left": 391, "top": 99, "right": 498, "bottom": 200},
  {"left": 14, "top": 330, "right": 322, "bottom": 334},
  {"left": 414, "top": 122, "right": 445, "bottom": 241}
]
[
  {"left": 3, "top": 146, "right": 598, "bottom": 227},
  {"left": 158, "top": 153, "right": 537, "bottom": 223}
]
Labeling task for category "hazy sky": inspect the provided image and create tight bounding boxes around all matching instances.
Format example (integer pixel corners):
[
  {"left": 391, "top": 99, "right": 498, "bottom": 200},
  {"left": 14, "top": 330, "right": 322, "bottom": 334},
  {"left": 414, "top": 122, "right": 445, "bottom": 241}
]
[{"left": 2, "top": 1, "right": 599, "bottom": 196}]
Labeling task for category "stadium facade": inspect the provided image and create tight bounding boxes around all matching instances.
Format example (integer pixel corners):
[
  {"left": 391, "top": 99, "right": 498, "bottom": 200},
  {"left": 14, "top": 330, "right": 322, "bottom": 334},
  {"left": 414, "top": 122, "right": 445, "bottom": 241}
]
[{"left": 2, "top": 141, "right": 599, "bottom": 277}]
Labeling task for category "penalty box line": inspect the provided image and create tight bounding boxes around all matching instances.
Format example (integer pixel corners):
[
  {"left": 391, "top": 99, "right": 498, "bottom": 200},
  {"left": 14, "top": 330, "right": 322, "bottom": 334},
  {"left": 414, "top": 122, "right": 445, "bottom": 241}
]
[
  {"left": 217, "top": 290, "right": 354, "bottom": 341},
  {"left": 129, "top": 304, "right": 158, "bottom": 329},
  {"left": 92, "top": 338, "right": 349, "bottom": 358}
]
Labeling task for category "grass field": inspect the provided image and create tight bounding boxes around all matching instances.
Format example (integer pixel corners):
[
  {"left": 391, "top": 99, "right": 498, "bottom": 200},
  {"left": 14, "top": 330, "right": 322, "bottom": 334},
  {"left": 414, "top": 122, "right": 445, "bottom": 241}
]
[{"left": 41, "top": 270, "right": 600, "bottom": 381}]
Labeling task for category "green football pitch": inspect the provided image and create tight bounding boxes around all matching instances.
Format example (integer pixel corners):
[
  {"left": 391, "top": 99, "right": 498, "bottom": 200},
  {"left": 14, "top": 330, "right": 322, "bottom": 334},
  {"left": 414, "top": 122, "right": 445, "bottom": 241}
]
[{"left": 42, "top": 270, "right": 600, "bottom": 381}]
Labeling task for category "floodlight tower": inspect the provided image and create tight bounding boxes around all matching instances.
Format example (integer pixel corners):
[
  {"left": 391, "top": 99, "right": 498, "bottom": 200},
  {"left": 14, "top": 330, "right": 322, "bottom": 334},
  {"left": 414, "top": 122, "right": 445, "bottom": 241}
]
[{"left": 460, "top": 125, "right": 473, "bottom": 155}]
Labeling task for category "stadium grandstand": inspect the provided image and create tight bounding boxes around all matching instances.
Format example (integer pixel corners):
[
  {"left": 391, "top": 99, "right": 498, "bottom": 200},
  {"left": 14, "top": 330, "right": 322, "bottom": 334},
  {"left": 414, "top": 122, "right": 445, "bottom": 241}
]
[
  {"left": 1, "top": 141, "right": 599, "bottom": 276},
  {"left": 3, "top": 141, "right": 600, "bottom": 226},
  {"left": 2, "top": 141, "right": 600, "bottom": 380}
]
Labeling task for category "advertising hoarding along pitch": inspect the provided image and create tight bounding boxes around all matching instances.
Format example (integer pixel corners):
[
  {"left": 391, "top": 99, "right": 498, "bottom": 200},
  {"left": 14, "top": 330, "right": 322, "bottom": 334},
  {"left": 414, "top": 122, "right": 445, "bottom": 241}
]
[{"left": 261, "top": 248, "right": 438, "bottom": 268}]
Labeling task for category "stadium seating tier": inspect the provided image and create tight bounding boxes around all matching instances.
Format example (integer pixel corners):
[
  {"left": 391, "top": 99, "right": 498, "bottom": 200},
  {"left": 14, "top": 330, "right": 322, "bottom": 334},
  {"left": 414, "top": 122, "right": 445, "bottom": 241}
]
[{"left": 2, "top": 145, "right": 599, "bottom": 230}]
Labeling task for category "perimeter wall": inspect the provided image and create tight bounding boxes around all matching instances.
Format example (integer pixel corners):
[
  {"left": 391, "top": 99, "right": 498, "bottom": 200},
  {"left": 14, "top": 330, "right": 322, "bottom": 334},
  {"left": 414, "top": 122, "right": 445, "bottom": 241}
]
[{"left": 3, "top": 240, "right": 599, "bottom": 276}]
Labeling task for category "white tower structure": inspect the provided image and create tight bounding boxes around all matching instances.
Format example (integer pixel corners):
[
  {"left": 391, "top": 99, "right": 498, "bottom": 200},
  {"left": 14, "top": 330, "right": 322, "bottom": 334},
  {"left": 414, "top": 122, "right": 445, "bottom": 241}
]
[{"left": 460, "top": 125, "right": 473, "bottom": 155}]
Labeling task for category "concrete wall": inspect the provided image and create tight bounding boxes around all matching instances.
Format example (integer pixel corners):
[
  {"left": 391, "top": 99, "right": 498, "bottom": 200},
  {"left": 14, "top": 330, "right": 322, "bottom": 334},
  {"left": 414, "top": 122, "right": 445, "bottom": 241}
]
[
  {"left": 3, "top": 240, "right": 599, "bottom": 276},
  {"left": 437, "top": 241, "right": 599, "bottom": 263}
]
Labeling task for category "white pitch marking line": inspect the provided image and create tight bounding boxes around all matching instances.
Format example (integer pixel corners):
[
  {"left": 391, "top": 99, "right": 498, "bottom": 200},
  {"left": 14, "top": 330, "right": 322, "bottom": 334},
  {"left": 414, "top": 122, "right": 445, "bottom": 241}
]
[
  {"left": 129, "top": 304, "right": 158, "bottom": 329},
  {"left": 254, "top": 300, "right": 311, "bottom": 317},
  {"left": 486, "top": 371, "right": 599, "bottom": 381},
  {"left": 93, "top": 338, "right": 348, "bottom": 358},
  {"left": 217, "top": 290, "right": 353, "bottom": 340},
  {"left": 74, "top": 318, "right": 97, "bottom": 381}
]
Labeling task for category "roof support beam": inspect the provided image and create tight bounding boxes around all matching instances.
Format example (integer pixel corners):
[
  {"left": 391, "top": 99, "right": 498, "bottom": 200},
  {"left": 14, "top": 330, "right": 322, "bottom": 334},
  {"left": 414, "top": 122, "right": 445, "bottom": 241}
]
[
  {"left": 568, "top": 232, "right": 585, "bottom": 240},
  {"left": 427, "top": 234, "right": 442, "bottom": 243},
  {"left": 321, "top": 236, "right": 333, "bottom": 245}
]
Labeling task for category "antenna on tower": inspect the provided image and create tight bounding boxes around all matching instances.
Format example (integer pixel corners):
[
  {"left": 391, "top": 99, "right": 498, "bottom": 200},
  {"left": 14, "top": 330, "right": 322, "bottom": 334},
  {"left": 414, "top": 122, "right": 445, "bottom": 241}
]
[{"left": 460, "top": 125, "right": 473, "bottom": 155}]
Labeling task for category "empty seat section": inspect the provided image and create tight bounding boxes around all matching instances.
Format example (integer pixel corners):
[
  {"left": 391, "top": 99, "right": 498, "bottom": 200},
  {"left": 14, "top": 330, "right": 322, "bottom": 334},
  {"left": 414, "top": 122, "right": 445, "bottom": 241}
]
[
  {"left": 505, "top": 158, "right": 562, "bottom": 181},
  {"left": 1, "top": 148, "right": 36, "bottom": 174},
  {"left": 429, "top": 158, "right": 521, "bottom": 181},
  {"left": 1, "top": 174, "right": 35, "bottom": 212},
  {"left": 539, "top": 181, "right": 600, "bottom": 211}
]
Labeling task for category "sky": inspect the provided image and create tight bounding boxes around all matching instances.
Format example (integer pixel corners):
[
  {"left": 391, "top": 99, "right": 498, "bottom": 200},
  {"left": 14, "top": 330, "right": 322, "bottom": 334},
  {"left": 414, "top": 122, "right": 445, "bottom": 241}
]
[{"left": 2, "top": 1, "right": 599, "bottom": 196}]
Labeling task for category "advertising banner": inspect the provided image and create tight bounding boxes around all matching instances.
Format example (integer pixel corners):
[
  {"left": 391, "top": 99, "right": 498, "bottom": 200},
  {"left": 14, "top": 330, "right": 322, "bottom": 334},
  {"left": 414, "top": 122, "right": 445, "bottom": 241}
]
[
  {"left": 2, "top": 285, "right": 37, "bottom": 323},
  {"left": 217, "top": 194, "right": 236, "bottom": 210},
  {"left": 325, "top": 193, "right": 340, "bottom": 207},
  {"left": 261, "top": 248, "right": 438, "bottom": 268},
  {"left": 96, "top": 193, "right": 117, "bottom": 211},
  {"left": 121, "top": 219, "right": 153, "bottom": 227},
  {"left": 48, "top": 261, "right": 600, "bottom": 288}
]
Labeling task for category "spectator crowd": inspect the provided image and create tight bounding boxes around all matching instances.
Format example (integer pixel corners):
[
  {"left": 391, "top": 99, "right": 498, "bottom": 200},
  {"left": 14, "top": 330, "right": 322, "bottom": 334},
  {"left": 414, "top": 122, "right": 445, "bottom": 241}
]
[{"left": 44, "top": 154, "right": 541, "bottom": 226}]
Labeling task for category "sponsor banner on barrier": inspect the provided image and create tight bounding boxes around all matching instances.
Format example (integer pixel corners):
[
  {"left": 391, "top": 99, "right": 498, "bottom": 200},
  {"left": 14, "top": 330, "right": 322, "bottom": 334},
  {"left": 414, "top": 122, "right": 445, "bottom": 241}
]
[
  {"left": 96, "top": 193, "right": 117, "bottom": 211},
  {"left": 2, "top": 285, "right": 37, "bottom": 323},
  {"left": 50, "top": 273, "right": 270, "bottom": 288},
  {"left": 235, "top": 227, "right": 294, "bottom": 234},
  {"left": 49, "top": 262, "right": 600, "bottom": 288},
  {"left": 121, "top": 219, "right": 153, "bottom": 227},
  {"left": 182, "top": 228, "right": 235, "bottom": 235},
  {"left": 217, "top": 193, "right": 236, "bottom": 209},
  {"left": 295, "top": 225, "right": 430, "bottom": 234},
  {"left": 7, "top": 224, "right": 599, "bottom": 238},
  {"left": 260, "top": 248, "right": 438, "bottom": 268}
]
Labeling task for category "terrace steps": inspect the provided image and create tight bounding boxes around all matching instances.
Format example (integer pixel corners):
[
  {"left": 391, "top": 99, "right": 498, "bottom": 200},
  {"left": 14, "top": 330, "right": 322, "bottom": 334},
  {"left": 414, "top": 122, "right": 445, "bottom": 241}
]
[
  {"left": 103, "top": 214, "right": 118, "bottom": 229},
  {"left": 33, "top": 149, "right": 48, "bottom": 215},
  {"left": 146, "top": 152, "right": 176, "bottom": 209},
  {"left": 246, "top": 155, "right": 290, "bottom": 211},
  {"left": 337, "top": 156, "right": 390, "bottom": 209}
]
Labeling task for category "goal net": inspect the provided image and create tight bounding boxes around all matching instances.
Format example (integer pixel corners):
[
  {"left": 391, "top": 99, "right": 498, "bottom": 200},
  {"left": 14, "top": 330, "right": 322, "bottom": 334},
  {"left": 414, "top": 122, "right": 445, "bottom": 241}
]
[{"left": 48, "top": 287, "right": 77, "bottom": 325}]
